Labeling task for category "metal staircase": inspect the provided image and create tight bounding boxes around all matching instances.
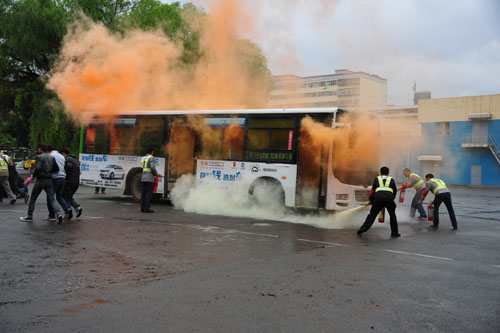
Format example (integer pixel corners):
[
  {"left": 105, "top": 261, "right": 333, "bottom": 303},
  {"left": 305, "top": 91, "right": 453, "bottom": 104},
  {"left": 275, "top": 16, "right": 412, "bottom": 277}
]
[{"left": 489, "top": 135, "right": 500, "bottom": 166}]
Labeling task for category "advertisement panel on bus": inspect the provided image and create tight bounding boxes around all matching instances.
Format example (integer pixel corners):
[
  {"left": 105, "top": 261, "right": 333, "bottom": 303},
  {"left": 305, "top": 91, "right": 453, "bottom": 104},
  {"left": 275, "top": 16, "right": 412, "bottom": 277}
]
[
  {"left": 196, "top": 159, "right": 297, "bottom": 207},
  {"left": 79, "top": 154, "right": 166, "bottom": 193}
]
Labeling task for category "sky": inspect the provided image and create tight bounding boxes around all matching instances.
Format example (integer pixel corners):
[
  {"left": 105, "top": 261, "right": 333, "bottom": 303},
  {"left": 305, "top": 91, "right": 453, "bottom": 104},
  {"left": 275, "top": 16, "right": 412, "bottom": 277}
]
[{"left": 164, "top": 0, "right": 500, "bottom": 105}]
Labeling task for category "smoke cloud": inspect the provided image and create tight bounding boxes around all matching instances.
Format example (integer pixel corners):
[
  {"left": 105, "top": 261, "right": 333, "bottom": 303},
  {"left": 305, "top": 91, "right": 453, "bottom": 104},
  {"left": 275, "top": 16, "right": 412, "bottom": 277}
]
[{"left": 48, "top": 4, "right": 272, "bottom": 119}]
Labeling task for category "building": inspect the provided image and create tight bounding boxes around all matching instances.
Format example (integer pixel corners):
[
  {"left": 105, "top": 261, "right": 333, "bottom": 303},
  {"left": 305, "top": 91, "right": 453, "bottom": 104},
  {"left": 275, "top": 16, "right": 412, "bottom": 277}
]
[
  {"left": 373, "top": 105, "right": 421, "bottom": 182},
  {"left": 268, "top": 69, "right": 387, "bottom": 109},
  {"left": 415, "top": 94, "right": 500, "bottom": 186}
]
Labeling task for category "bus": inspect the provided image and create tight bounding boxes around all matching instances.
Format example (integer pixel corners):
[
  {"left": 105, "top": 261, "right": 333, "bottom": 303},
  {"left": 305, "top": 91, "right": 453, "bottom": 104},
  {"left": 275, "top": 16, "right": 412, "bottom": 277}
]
[{"left": 80, "top": 108, "right": 378, "bottom": 210}]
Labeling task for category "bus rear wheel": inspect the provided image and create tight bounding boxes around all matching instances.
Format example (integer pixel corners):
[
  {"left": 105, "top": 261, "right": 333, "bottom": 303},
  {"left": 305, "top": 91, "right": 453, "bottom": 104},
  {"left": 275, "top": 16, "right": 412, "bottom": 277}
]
[
  {"left": 131, "top": 173, "right": 142, "bottom": 203},
  {"left": 131, "top": 173, "right": 162, "bottom": 203}
]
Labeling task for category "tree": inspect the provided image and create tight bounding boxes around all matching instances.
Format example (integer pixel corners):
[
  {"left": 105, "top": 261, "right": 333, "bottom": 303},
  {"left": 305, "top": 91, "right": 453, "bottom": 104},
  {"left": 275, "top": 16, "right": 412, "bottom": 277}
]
[{"left": 0, "top": 0, "right": 71, "bottom": 148}]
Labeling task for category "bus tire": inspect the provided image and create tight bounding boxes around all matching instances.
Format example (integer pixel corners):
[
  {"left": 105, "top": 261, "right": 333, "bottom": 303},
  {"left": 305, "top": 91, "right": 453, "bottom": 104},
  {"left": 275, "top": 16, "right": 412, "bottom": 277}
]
[
  {"left": 248, "top": 177, "right": 285, "bottom": 208},
  {"left": 131, "top": 173, "right": 142, "bottom": 203}
]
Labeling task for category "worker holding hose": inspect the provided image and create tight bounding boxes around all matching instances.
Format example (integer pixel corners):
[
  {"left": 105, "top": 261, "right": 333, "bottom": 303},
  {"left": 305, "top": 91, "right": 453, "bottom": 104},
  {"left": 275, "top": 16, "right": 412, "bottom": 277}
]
[{"left": 357, "top": 166, "right": 400, "bottom": 238}]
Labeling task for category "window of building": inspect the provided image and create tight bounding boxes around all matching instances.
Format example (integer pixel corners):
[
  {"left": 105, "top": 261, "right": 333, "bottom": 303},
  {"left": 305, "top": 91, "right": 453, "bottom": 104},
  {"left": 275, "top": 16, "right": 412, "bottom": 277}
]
[{"left": 436, "top": 122, "right": 450, "bottom": 136}]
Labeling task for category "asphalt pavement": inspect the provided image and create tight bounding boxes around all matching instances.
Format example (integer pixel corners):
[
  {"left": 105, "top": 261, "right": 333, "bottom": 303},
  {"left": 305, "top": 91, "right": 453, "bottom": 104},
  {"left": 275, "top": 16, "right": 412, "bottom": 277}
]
[{"left": 1, "top": 185, "right": 499, "bottom": 332}]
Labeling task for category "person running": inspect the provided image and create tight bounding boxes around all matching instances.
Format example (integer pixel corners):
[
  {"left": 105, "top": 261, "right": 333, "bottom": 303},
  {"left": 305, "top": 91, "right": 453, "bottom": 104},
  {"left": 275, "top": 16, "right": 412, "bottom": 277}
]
[
  {"left": 20, "top": 143, "right": 62, "bottom": 223},
  {"left": 357, "top": 166, "right": 400, "bottom": 238},
  {"left": 61, "top": 149, "right": 82, "bottom": 218},
  {"left": 47, "top": 146, "right": 72, "bottom": 220}
]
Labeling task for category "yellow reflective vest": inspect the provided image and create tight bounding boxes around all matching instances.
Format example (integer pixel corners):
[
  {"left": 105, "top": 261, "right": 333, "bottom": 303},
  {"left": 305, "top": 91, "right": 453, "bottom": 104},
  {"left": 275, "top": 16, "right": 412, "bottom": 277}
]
[
  {"left": 375, "top": 176, "right": 394, "bottom": 193},
  {"left": 141, "top": 155, "right": 154, "bottom": 173}
]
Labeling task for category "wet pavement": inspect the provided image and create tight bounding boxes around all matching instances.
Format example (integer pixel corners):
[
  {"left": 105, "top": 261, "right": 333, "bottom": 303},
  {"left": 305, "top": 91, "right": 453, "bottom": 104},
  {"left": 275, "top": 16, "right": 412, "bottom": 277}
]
[{"left": 1, "top": 185, "right": 500, "bottom": 332}]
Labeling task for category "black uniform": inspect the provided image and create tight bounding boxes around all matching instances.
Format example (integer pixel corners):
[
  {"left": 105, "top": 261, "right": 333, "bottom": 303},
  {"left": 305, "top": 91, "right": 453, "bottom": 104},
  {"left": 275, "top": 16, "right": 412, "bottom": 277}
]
[
  {"left": 63, "top": 154, "right": 81, "bottom": 210},
  {"left": 358, "top": 175, "right": 399, "bottom": 237}
]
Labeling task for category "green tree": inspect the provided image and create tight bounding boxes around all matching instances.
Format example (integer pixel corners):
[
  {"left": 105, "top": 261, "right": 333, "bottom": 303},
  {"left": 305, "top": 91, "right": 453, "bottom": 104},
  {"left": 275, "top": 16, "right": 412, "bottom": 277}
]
[{"left": 0, "top": 0, "right": 70, "bottom": 148}]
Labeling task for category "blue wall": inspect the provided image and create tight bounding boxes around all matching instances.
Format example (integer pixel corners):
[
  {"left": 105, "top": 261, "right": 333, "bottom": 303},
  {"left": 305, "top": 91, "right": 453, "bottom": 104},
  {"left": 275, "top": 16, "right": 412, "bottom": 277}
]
[{"left": 417, "top": 119, "right": 500, "bottom": 186}]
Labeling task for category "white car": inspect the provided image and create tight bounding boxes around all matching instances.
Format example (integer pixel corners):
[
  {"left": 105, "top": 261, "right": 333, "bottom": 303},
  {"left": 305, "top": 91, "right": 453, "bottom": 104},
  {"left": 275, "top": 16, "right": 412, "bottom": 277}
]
[
  {"left": 100, "top": 165, "right": 125, "bottom": 180},
  {"left": 15, "top": 161, "right": 30, "bottom": 177}
]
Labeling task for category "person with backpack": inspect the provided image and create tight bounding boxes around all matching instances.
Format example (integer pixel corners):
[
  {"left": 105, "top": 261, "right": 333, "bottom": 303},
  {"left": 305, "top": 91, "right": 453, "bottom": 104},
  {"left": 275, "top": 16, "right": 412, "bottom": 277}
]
[
  {"left": 20, "top": 143, "right": 63, "bottom": 223},
  {"left": 61, "top": 148, "right": 82, "bottom": 218}
]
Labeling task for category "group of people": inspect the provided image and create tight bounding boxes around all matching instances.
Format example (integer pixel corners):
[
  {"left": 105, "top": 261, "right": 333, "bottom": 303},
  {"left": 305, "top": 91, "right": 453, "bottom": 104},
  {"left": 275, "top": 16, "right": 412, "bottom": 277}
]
[
  {"left": 0, "top": 150, "right": 29, "bottom": 204},
  {"left": 19, "top": 142, "right": 82, "bottom": 223},
  {"left": 357, "top": 166, "right": 458, "bottom": 237}
]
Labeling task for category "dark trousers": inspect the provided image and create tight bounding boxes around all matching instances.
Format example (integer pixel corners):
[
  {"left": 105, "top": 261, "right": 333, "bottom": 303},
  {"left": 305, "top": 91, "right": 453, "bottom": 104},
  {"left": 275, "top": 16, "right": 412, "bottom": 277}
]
[
  {"left": 141, "top": 181, "right": 154, "bottom": 211},
  {"left": 360, "top": 201, "right": 399, "bottom": 235},
  {"left": 63, "top": 184, "right": 80, "bottom": 209},
  {"left": 434, "top": 192, "right": 458, "bottom": 228},
  {"left": 48, "top": 178, "right": 70, "bottom": 216},
  {"left": 28, "top": 179, "right": 60, "bottom": 218}
]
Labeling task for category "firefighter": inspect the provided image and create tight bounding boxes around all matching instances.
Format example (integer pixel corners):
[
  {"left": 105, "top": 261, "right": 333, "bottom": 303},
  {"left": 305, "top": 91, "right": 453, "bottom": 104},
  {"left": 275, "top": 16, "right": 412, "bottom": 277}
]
[
  {"left": 419, "top": 174, "right": 458, "bottom": 230},
  {"left": 140, "top": 148, "right": 160, "bottom": 213},
  {"left": 357, "top": 166, "right": 400, "bottom": 238},
  {"left": 398, "top": 168, "right": 427, "bottom": 219}
]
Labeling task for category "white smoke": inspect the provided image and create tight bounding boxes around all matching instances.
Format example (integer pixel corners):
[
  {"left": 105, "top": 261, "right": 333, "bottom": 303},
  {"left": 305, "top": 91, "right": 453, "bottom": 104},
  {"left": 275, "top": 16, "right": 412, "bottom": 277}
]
[{"left": 170, "top": 174, "right": 388, "bottom": 230}]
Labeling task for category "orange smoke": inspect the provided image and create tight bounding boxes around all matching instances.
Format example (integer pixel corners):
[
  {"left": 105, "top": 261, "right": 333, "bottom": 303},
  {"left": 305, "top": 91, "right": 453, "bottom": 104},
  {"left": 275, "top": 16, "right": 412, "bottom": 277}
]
[
  {"left": 300, "top": 114, "right": 380, "bottom": 186},
  {"left": 48, "top": 2, "right": 272, "bottom": 120}
]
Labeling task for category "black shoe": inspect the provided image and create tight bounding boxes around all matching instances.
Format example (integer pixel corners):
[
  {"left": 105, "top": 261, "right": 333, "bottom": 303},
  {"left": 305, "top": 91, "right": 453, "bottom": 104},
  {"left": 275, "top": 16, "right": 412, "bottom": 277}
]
[
  {"left": 10, "top": 199, "right": 16, "bottom": 204},
  {"left": 142, "top": 210, "right": 155, "bottom": 213},
  {"left": 57, "top": 214, "right": 63, "bottom": 224},
  {"left": 76, "top": 206, "right": 82, "bottom": 218},
  {"left": 453, "top": 227, "right": 457, "bottom": 230},
  {"left": 418, "top": 216, "right": 427, "bottom": 219},
  {"left": 430, "top": 224, "right": 438, "bottom": 229},
  {"left": 356, "top": 230, "right": 364, "bottom": 236},
  {"left": 391, "top": 234, "right": 401, "bottom": 238},
  {"left": 20, "top": 216, "right": 33, "bottom": 222},
  {"left": 66, "top": 209, "right": 73, "bottom": 220}
]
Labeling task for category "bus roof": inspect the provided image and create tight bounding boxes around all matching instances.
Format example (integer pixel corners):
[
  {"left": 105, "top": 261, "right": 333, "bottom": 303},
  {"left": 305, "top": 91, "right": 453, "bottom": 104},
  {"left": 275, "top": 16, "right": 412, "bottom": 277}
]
[{"left": 112, "top": 108, "right": 342, "bottom": 116}]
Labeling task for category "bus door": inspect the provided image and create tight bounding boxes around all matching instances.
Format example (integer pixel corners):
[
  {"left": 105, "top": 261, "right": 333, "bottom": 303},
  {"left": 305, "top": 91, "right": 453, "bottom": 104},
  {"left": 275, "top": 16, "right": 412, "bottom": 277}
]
[
  {"left": 167, "top": 125, "right": 196, "bottom": 191},
  {"left": 296, "top": 127, "right": 328, "bottom": 209}
]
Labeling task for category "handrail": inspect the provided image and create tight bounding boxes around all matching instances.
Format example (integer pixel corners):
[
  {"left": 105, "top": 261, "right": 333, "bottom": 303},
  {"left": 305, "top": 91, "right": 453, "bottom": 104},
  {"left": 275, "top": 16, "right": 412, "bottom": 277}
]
[{"left": 488, "top": 134, "right": 500, "bottom": 165}]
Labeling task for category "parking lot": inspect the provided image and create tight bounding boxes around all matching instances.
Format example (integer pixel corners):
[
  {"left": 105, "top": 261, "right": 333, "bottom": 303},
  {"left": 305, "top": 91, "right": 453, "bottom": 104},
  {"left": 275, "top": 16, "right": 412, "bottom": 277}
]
[{"left": 1, "top": 185, "right": 499, "bottom": 332}]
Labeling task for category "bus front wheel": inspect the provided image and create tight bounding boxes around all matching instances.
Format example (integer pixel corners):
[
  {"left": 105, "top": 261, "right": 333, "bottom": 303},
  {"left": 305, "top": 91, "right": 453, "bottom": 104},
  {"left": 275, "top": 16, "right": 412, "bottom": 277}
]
[{"left": 249, "top": 178, "right": 285, "bottom": 208}]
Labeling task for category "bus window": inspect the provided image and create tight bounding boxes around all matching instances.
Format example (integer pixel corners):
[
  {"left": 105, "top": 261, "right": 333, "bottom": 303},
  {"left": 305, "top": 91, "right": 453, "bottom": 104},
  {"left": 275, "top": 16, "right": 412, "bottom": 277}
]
[
  {"left": 246, "top": 117, "right": 296, "bottom": 163},
  {"left": 199, "top": 118, "right": 244, "bottom": 161},
  {"left": 169, "top": 126, "right": 195, "bottom": 180},
  {"left": 136, "top": 117, "right": 165, "bottom": 157},
  {"left": 200, "top": 127, "right": 224, "bottom": 160},
  {"left": 95, "top": 127, "right": 110, "bottom": 154},
  {"left": 269, "top": 129, "right": 290, "bottom": 150},
  {"left": 110, "top": 125, "right": 136, "bottom": 155},
  {"left": 85, "top": 126, "right": 109, "bottom": 154},
  {"left": 85, "top": 127, "right": 96, "bottom": 153},
  {"left": 223, "top": 125, "right": 244, "bottom": 160},
  {"left": 248, "top": 129, "right": 269, "bottom": 150}
]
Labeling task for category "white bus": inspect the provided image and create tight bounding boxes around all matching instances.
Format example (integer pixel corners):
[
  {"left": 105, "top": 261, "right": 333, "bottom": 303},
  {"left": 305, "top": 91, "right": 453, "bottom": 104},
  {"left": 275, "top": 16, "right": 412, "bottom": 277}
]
[{"left": 80, "top": 108, "right": 378, "bottom": 210}]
